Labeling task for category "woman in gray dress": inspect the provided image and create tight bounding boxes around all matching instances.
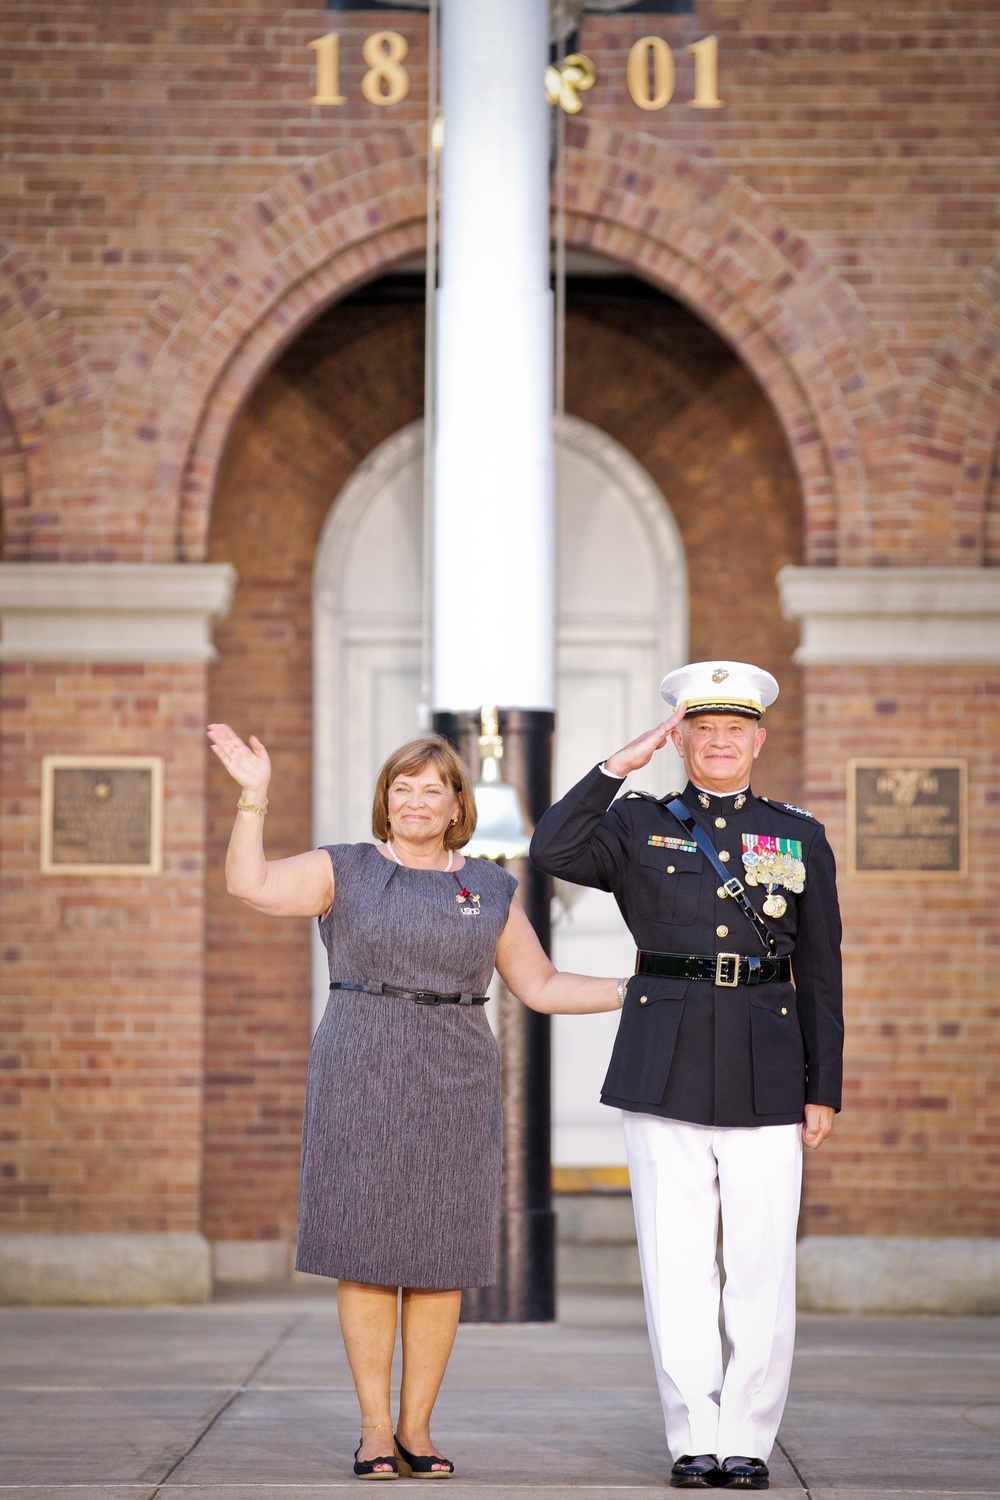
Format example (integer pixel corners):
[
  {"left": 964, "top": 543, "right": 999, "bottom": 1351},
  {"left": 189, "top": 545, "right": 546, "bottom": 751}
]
[{"left": 208, "top": 723, "right": 624, "bottom": 1480}]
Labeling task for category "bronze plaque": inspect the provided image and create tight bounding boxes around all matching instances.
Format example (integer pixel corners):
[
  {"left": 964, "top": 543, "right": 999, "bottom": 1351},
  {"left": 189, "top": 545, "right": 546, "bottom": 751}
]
[
  {"left": 40, "top": 757, "right": 164, "bottom": 875},
  {"left": 847, "top": 758, "right": 966, "bottom": 878}
]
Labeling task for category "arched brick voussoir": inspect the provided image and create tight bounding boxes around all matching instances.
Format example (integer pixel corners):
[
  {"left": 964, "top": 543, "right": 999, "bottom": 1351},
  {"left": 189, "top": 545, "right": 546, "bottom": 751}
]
[
  {"left": 911, "top": 256, "right": 1000, "bottom": 563},
  {"left": 177, "top": 219, "right": 427, "bottom": 562},
  {"left": 577, "top": 215, "right": 842, "bottom": 560},
  {"left": 562, "top": 123, "right": 903, "bottom": 566},
  {"left": 0, "top": 242, "right": 98, "bottom": 559},
  {"left": 106, "top": 131, "right": 428, "bottom": 562},
  {"left": 570, "top": 210, "right": 844, "bottom": 565}
]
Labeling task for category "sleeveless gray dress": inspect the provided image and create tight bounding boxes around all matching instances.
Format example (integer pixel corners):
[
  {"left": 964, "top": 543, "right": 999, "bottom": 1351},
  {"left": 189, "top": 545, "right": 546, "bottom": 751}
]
[{"left": 296, "top": 843, "right": 518, "bottom": 1289}]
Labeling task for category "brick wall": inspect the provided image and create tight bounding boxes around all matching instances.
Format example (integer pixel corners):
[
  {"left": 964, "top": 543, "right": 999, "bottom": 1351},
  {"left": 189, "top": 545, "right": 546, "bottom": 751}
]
[
  {"left": 1, "top": 2, "right": 999, "bottom": 1247},
  {"left": 0, "top": 662, "right": 207, "bottom": 1230},
  {"left": 800, "top": 665, "right": 1000, "bottom": 1236},
  {"left": 2, "top": 2, "right": 996, "bottom": 389},
  {"left": 580, "top": 2, "right": 1000, "bottom": 381},
  {"left": 2, "top": 3, "right": 1000, "bottom": 565}
]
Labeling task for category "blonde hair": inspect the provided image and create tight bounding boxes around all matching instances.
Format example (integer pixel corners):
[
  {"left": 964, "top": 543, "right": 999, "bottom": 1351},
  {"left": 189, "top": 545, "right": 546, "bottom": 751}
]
[{"left": 371, "top": 735, "right": 477, "bottom": 853}]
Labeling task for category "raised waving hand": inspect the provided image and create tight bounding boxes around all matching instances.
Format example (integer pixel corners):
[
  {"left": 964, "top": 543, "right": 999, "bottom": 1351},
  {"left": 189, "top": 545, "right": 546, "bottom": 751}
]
[
  {"left": 207, "top": 722, "right": 333, "bottom": 918},
  {"left": 207, "top": 722, "right": 271, "bottom": 802}
]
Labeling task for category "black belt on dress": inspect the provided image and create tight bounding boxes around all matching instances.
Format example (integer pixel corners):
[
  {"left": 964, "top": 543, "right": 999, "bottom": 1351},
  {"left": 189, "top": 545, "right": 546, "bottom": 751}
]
[
  {"left": 635, "top": 950, "right": 791, "bottom": 988},
  {"left": 329, "top": 980, "right": 488, "bottom": 1006}
]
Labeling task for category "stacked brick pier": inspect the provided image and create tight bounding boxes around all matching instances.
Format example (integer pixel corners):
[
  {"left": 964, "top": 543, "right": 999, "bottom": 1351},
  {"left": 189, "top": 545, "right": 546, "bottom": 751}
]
[
  {"left": 0, "top": 2, "right": 999, "bottom": 1305},
  {"left": 780, "top": 580, "right": 1000, "bottom": 1312},
  {"left": 0, "top": 569, "right": 233, "bottom": 1300}
]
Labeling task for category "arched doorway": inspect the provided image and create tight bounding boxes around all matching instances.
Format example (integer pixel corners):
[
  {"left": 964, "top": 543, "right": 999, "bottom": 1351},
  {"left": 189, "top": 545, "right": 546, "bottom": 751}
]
[
  {"left": 204, "top": 266, "right": 804, "bottom": 1244},
  {"left": 312, "top": 413, "right": 687, "bottom": 1167}
]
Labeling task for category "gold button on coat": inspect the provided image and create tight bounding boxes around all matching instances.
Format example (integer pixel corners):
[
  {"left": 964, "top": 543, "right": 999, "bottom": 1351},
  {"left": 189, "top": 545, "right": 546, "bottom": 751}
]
[
  {"left": 715, "top": 816, "right": 726, "bottom": 828},
  {"left": 717, "top": 885, "right": 727, "bottom": 899},
  {"left": 667, "top": 864, "right": 675, "bottom": 874},
  {"left": 720, "top": 850, "right": 731, "bottom": 862},
  {"left": 781, "top": 1007, "right": 788, "bottom": 1016},
  {"left": 716, "top": 925, "right": 729, "bottom": 938},
  {"left": 639, "top": 995, "right": 648, "bottom": 1005}
]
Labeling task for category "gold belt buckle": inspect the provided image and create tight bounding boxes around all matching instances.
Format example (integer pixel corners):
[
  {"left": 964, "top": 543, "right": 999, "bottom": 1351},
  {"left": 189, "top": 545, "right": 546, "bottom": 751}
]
[{"left": 715, "top": 952, "right": 741, "bottom": 987}]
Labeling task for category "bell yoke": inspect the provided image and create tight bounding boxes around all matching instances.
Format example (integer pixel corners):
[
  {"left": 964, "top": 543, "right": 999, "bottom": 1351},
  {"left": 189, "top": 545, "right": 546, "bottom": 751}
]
[{"left": 530, "top": 659, "right": 844, "bottom": 1490}]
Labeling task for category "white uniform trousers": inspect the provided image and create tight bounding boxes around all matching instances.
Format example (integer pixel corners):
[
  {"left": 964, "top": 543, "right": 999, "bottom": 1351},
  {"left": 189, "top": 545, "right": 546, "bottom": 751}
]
[{"left": 622, "top": 1113, "right": 802, "bottom": 1463}]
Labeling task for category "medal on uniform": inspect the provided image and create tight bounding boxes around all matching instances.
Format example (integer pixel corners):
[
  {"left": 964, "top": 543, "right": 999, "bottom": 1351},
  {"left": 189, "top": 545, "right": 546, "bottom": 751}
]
[
  {"left": 741, "top": 834, "right": 804, "bottom": 908},
  {"left": 762, "top": 885, "right": 787, "bottom": 918}
]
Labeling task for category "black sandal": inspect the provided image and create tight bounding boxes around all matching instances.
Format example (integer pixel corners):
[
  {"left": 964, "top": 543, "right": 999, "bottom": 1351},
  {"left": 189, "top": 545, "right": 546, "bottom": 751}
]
[
  {"left": 354, "top": 1427, "right": 399, "bottom": 1480},
  {"left": 394, "top": 1434, "right": 455, "bottom": 1479}
]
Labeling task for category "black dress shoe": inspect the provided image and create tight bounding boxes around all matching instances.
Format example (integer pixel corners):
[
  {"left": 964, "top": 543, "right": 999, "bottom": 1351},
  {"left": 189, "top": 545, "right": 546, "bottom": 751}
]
[
  {"left": 670, "top": 1454, "right": 723, "bottom": 1488},
  {"left": 719, "top": 1456, "right": 769, "bottom": 1489}
]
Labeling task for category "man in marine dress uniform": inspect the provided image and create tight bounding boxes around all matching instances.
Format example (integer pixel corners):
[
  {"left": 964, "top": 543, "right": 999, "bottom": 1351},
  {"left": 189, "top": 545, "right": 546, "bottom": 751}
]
[{"left": 530, "top": 661, "right": 843, "bottom": 1490}]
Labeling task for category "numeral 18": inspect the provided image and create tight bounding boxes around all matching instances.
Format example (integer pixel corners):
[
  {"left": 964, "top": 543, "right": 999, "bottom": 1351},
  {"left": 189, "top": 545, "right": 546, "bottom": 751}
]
[{"left": 310, "top": 31, "right": 410, "bottom": 108}]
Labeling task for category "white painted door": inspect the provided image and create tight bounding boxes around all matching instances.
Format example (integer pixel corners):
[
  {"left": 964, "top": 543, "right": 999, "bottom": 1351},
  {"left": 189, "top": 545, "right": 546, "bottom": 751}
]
[{"left": 313, "top": 415, "right": 687, "bottom": 1168}]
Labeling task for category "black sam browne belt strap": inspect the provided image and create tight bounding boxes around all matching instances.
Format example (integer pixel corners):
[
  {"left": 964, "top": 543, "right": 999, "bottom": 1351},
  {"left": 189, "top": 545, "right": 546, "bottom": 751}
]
[
  {"left": 636, "top": 950, "right": 791, "bottom": 988},
  {"left": 665, "top": 797, "right": 777, "bottom": 956},
  {"left": 329, "top": 980, "right": 488, "bottom": 1006}
]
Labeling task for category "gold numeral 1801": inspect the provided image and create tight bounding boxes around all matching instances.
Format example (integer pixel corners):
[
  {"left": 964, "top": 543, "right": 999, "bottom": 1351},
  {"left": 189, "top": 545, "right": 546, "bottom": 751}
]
[{"left": 309, "top": 30, "right": 720, "bottom": 114}]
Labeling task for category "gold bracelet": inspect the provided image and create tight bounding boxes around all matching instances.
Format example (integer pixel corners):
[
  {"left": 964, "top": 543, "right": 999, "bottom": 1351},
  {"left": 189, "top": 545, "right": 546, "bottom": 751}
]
[{"left": 237, "top": 794, "right": 268, "bottom": 815}]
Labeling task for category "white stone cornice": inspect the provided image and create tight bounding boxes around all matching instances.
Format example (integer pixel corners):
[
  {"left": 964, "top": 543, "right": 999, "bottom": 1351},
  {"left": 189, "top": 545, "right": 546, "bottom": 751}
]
[
  {"left": 777, "top": 566, "right": 1000, "bottom": 664},
  {"left": 0, "top": 564, "right": 237, "bottom": 663}
]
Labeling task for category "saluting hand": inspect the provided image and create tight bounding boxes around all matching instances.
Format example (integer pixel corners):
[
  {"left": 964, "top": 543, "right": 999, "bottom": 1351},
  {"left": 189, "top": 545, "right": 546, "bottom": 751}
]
[
  {"left": 603, "top": 708, "right": 686, "bottom": 779},
  {"left": 207, "top": 722, "right": 272, "bottom": 802}
]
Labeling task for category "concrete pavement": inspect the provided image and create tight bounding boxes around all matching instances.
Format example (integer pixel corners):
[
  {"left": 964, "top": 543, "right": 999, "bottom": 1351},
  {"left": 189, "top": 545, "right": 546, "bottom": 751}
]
[{"left": 0, "top": 1284, "right": 997, "bottom": 1499}]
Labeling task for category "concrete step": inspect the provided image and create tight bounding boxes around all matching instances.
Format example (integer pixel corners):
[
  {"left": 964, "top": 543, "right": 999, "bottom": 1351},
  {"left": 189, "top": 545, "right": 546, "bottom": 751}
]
[{"left": 554, "top": 1191, "right": 641, "bottom": 1289}]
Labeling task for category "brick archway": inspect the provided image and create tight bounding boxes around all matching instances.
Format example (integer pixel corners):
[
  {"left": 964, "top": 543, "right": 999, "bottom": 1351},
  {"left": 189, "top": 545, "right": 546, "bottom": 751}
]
[
  {"left": 561, "top": 122, "right": 901, "bottom": 566},
  {"left": 912, "top": 255, "right": 1000, "bottom": 564},
  {"left": 105, "top": 131, "right": 428, "bottom": 563},
  {"left": 108, "top": 126, "right": 899, "bottom": 566},
  {"left": 0, "top": 243, "right": 95, "bottom": 559}
]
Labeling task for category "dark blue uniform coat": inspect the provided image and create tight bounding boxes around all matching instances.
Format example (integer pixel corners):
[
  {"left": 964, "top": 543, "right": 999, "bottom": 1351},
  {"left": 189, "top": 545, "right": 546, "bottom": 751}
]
[{"left": 530, "top": 767, "right": 844, "bottom": 1128}]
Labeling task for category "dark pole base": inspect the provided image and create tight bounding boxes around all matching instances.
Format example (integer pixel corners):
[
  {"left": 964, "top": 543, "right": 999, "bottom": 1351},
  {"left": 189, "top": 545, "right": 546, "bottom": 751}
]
[{"left": 433, "top": 708, "right": 556, "bottom": 1324}]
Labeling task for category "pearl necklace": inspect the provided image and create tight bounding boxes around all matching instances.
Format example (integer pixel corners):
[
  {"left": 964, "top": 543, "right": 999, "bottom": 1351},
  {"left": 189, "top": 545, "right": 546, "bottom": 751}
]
[{"left": 387, "top": 840, "right": 453, "bottom": 872}]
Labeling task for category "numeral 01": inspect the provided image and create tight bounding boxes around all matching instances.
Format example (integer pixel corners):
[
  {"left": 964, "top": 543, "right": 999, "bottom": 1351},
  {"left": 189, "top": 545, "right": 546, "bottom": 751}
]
[
  {"left": 627, "top": 34, "right": 723, "bottom": 111},
  {"left": 310, "top": 31, "right": 410, "bottom": 108}
]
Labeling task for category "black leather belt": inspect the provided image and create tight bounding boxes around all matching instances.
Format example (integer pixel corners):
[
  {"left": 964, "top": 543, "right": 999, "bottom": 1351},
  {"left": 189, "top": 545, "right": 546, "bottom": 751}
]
[
  {"left": 636, "top": 950, "right": 791, "bottom": 988},
  {"left": 329, "top": 981, "right": 488, "bottom": 1006}
]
